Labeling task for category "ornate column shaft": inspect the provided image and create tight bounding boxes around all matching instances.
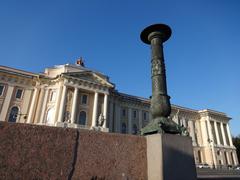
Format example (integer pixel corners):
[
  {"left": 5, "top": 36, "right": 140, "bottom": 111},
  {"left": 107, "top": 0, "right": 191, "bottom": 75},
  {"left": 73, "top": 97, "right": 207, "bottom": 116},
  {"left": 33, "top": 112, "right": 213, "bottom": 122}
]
[
  {"left": 140, "top": 24, "right": 185, "bottom": 135},
  {"left": 71, "top": 87, "right": 78, "bottom": 124},
  {"left": 91, "top": 92, "right": 98, "bottom": 127}
]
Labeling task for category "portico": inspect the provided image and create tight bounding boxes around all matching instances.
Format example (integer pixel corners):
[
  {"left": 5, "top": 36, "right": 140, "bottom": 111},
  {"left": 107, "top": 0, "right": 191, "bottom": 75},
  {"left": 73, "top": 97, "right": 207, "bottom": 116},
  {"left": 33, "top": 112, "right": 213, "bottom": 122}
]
[{"left": 53, "top": 72, "right": 112, "bottom": 130}]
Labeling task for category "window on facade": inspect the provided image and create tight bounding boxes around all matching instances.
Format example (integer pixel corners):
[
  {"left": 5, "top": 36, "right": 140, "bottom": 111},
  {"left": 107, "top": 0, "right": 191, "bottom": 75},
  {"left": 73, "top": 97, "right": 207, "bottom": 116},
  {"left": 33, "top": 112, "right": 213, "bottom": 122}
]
[
  {"left": 121, "top": 122, "right": 127, "bottom": 134},
  {"left": 133, "top": 110, "right": 137, "bottom": 119},
  {"left": 230, "top": 152, "right": 234, "bottom": 165},
  {"left": 15, "top": 89, "right": 23, "bottom": 99},
  {"left": 8, "top": 106, "right": 19, "bottom": 123},
  {"left": 143, "top": 112, "right": 147, "bottom": 120},
  {"left": 81, "top": 94, "right": 88, "bottom": 105},
  {"left": 198, "top": 150, "right": 202, "bottom": 163},
  {"left": 46, "top": 108, "right": 54, "bottom": 124},
  {"left": 122, "top": 109, "right": 126, "bottom": 117},
  {"left": 50, "top": 90, "right": 56, "bottom": 102},
  {"left": 77, "top": 111, "right": 86, "bottom": 125},
  {"left": 132, "top": 124, "right": 138, "bottom": 135},
  {"left": 0, "top": 85, "right": 4, "bottom": 96},
  {"left": 224, "top": 151, "right": 229, "bottom": 165}
]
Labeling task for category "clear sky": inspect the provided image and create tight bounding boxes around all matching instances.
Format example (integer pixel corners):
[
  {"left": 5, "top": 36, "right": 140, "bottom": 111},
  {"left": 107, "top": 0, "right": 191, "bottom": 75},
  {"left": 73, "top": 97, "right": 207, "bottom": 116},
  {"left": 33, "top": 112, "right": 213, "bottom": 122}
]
[{"left": 0, "top": 0, "right": 239, "bottom": 136}]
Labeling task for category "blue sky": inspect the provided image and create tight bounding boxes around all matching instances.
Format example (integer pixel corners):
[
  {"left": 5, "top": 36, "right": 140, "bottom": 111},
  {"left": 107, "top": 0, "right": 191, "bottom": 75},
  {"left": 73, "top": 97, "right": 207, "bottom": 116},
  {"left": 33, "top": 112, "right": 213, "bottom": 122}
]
[{"left": 0, "top": 0, "right": 239, "bottom": 135}]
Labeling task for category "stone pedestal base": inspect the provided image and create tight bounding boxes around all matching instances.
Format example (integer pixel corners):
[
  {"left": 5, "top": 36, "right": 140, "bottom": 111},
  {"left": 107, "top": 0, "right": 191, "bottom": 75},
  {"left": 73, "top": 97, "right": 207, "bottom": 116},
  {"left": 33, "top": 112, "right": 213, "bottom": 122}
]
[{"left": 146, "top": 134, "right": 197, "bottom": 180}]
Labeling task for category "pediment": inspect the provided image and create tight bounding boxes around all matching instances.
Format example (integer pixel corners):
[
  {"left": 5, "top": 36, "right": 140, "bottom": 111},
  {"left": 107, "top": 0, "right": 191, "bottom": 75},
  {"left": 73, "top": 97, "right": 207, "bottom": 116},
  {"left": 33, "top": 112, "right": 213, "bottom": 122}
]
[{"left": 63, "top": 71, "right": 114, "bottom": 88}]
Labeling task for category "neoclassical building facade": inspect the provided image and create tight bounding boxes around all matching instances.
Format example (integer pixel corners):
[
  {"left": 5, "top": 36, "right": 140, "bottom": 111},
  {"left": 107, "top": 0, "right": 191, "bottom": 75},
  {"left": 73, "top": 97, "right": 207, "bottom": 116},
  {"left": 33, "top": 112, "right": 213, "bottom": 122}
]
[{"left": 0, "top": 62, "right": 238, "bottom": 168}]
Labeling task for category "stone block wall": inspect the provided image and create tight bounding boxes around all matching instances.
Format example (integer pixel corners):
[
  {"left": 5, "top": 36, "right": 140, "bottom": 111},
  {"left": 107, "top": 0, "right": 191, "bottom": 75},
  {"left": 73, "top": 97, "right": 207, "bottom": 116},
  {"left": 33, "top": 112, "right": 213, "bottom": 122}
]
[{"left": 0, "top": 122, "right": 147, "bottom": 180}]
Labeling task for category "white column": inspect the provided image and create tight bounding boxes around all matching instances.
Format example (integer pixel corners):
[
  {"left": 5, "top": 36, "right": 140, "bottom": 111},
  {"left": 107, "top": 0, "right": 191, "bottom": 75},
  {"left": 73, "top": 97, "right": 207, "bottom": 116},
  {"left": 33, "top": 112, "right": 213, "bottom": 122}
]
[
  {"left": 39, "top": 89, "right": 49, "bottom": 124},
  {"left": 0, "top": 85, "right": 14, "bottom": 121},
  {"left": 206, "top": 118, "right": 217, "bottom": 167},
  {"left": 27, "top": 88, "right": 39, "bottom": 123},
  {"left": 109, "top": 101, "right": 114, "bottom": 132},
  {"left": 34, "top": 88, "right": 45, "bottom": 123},
  {"left": 58, "top": 85, "right": 67, "bottom": 123},
  {"left": 53, "top": 85, "right": 63, "bottom": 122},
  {"left": 200, "top": 119, "right": 208, "bottom": 146},
  {"left": 226, "top": 123, "right": 233, "bottom": 147},
  {"left": 114, "top": 103, "right": 120, "bottom": 132},
  {"left": 233, "top": 152, "right": 239, "bottom": 165},
  {"left": 128, "top": 108, "right": 132, "bottom": 134},
  {"left": 91, "top": 92, "right": 98, "bottom": 127},
  {"left": 21, "top": 89, "right": 32, "bottom": 123},
  {"left": 188, "top": 120, "right": 196, "bottom": 146},
  {"left": 139, "top": 110, "right": 142, "bottom": 129},
  {"left": 103, "top": 94, "right": 108, "bottom": 128},
  {"left": 71, "top": 87, "right": 78, "bottom": 124},
  {"left": 220, "top": 122, "right": 227, "bottom": 146},
  {"left": 214, "top": 121, "right": 220, "bottom": 145}
]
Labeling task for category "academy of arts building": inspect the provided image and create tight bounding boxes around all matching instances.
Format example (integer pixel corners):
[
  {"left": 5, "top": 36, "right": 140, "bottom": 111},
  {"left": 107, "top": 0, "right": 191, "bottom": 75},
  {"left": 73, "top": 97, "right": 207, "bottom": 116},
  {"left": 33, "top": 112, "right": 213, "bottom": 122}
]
[{"left": 0, "top": 61, "right": 238, "bottom": 169}]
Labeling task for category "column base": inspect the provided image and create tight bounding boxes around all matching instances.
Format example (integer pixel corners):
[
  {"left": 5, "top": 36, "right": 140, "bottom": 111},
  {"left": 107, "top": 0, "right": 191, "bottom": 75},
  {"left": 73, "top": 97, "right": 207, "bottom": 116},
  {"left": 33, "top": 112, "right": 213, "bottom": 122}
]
[{"left": 140, "top": 117, "right": 188, "bottom": 136}]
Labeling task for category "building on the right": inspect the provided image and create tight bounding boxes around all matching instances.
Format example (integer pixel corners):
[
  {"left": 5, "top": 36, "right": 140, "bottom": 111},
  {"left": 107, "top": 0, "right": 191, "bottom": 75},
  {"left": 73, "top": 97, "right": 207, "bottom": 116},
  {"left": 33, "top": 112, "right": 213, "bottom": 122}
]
[{"left": 170, "top": 107, "right": 238, "bottom": 169}]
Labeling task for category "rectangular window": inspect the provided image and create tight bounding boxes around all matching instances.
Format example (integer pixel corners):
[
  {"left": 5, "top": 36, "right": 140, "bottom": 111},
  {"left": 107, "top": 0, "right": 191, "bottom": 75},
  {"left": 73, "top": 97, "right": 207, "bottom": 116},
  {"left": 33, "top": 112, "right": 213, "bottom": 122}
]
[
  {"left": 143, "top": 112, "right": 147, "bottom": 120},
  {"left": 15, "top": 89, "right": 23, "bottom": 99},
  {"left": 133, "top": 110, "right": 137, "bottom": 119},
  {"left": 50, "top": 90, "right": 56, "bottom": 102},
  {"left": 81, "top": 94, "right": 88, "bottom": 105},
  {"left": 122, "top": 109, "right": 126, "bottom": 117},
  {"left": 0, "top": 85, "right": 4, "bottom": 96}
]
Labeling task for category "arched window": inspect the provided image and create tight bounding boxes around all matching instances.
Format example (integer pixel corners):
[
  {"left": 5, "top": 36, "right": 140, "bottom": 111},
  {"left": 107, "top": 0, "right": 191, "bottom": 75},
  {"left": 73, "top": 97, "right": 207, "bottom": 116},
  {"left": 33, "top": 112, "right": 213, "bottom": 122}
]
[
  {"left": 121, "top": 122, "right": 127, "bottom": 134},
  {"left": 46, "top": 108, "right": 54, "bottom": 124},
  {"left": 8, "top": 106, "right": 19, "bottom": 122},
  {"left": 132, "top": 124, "right": 138, "bottom": 135},
  {"left": 77, "top": 111, "right": 86, "bottom": 125}
]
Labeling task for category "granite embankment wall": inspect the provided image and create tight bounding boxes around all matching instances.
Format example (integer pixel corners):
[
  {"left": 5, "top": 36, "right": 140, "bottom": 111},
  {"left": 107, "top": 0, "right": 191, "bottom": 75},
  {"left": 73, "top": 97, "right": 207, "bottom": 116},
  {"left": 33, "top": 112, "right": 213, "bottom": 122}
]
[{"left": 0, "top": 122, "right": 147, "bottom": 180}]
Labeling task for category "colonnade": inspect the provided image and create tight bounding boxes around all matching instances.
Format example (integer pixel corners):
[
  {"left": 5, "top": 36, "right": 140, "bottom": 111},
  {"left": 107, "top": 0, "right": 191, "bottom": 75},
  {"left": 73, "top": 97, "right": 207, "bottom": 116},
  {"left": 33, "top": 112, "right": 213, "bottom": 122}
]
[{"left": 56, "top": 85, "right": 108, "bottom": 128}]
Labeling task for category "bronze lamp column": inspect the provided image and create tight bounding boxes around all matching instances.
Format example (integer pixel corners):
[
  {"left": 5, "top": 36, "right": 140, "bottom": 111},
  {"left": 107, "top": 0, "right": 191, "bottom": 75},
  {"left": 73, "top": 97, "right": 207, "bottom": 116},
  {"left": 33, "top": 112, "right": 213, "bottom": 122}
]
[{"left": 140, "top": 24, "right": 187, "bottom": 135}]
